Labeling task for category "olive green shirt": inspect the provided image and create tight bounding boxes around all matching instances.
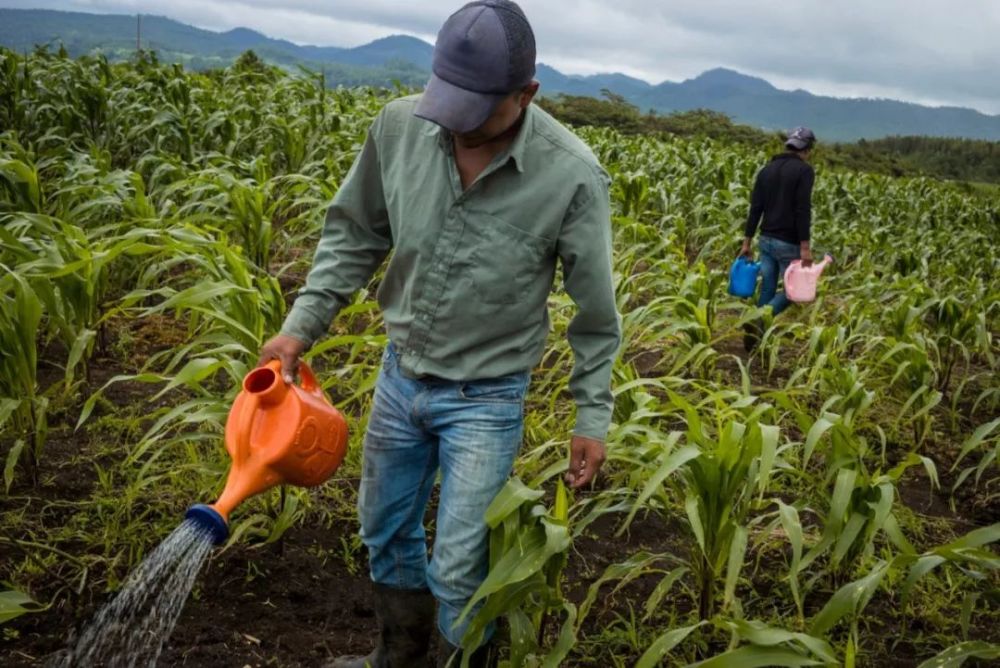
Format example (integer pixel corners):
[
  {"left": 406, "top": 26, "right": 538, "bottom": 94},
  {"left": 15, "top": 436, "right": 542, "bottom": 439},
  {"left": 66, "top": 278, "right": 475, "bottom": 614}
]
[{"left": 281, "top": 96, "right": 621, "bottom": 439}]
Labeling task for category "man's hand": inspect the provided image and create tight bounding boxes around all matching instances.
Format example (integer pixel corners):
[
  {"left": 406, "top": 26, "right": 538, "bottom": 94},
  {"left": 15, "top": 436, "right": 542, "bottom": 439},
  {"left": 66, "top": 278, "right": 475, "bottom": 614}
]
[
  {"left": 565, "top": 435, "right": 606, "bottom": 489},
  {"left": 800, "top": 242, "right": 813, "bottom": 268},
  {"left": 740, "top": 238, "right": 753, "bottom": 259},
  {"left": 257, "top": 334, "right": 308, "bottom": 384}
]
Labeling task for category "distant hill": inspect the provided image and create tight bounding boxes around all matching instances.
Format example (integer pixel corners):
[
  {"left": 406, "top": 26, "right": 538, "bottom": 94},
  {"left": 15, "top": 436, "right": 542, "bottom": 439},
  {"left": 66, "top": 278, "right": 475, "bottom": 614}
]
[
  {"left": 3, "top": 8, "right": 1000, "bottom": 142},
  {"left": 532, "top": 66, "right": 1000, "bottom": 142},
  {"left": 0, "top": 9, "right": 431, "bottom": 87}
]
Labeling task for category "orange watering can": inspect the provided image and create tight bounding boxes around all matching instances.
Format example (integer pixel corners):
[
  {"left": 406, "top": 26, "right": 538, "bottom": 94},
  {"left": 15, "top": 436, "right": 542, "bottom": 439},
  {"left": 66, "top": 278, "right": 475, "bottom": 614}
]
[{"left": 185, "top": 360, "right": 348, "bottom": 544}]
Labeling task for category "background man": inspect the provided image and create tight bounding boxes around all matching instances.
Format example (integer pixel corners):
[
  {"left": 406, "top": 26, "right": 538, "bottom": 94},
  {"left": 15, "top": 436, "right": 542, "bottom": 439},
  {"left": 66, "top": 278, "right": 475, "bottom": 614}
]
[{"left": 741, "top": 126, "right": 817, "bottom": 350}]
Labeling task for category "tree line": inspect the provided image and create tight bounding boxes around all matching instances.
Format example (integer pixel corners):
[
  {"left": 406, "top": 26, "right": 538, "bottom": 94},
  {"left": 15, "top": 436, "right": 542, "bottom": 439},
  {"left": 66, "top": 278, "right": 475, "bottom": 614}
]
[{"left": 537, "top": 92, "right": 1000, "bottom": 186}]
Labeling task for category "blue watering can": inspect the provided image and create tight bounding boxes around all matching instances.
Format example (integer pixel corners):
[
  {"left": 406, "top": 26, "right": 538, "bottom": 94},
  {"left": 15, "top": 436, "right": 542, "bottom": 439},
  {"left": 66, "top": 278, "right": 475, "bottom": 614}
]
[{"left": 728, "top": 256, "right": 761, "bottom": 298}]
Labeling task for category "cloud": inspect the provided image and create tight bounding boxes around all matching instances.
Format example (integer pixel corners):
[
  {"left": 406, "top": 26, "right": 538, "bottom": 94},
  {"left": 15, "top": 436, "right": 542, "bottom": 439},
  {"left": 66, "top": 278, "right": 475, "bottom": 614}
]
[{"left": 3, "top": 0, "right": 998, "bottom": 114}]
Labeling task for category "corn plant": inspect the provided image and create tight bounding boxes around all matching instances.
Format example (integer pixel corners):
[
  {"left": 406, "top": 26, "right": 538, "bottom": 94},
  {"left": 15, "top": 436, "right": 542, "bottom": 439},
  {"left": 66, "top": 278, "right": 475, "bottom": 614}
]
[
  {"left": 796, "top": 454, "right": 932, "bottom": 578},
  {"left": 805, "top": 524, "right": 1000, "bottom": 663},
  {"left": 951, "top": 417, "right": 1000, "bottom": 503},
  {"left": 616, "top": 394, "right": 782, "bottom": 619},
  {"left": 636, "top": 618, "right": 839, "bottom": 668},
  {"left": 458, "top": 476, "right": 575, "bottom": 668},
  {"left": 924, "top": 294, "right": 992, "bottom": 395},
  {"left": 0, "top": 268, "right": 46, "bottom": 489}
]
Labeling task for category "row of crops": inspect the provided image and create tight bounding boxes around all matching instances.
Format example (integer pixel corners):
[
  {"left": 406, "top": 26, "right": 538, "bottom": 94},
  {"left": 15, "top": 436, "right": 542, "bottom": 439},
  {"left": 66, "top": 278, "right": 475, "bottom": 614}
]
[{"left": 1, "top": 49, "right": 999, "bottom": 666}]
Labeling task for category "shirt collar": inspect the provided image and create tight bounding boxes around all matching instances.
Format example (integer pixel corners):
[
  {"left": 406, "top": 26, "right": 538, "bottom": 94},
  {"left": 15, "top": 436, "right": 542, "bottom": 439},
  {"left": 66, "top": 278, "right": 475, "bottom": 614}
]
[
  {"left": 505, "top": 105, "right": 534, "bottom": 174},
  {"left": 423, "top": 104, "right": 535, "bottom": 174}
]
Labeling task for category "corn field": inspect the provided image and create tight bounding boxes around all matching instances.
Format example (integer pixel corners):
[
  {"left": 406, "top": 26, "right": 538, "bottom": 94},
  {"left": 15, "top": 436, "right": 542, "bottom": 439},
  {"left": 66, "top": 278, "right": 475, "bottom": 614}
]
[{"left": 1, "top": 49, "right": 999, "bottom": 667}]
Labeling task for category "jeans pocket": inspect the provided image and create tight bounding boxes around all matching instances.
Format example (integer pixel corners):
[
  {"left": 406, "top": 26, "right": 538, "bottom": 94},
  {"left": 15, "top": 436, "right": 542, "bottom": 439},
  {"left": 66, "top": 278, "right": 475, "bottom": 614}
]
[{"left": 459, "top": 374, "right": 527, "bottom": 404}]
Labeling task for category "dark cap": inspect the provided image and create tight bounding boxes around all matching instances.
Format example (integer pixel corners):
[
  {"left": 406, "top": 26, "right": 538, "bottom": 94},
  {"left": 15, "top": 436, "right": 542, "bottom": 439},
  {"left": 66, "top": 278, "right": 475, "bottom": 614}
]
[
  {"left": 414, "top": 0, "right": 536, "bottom": 133},
  {"left": 785, "top": 126, "right": 817, "bottom": 150}
]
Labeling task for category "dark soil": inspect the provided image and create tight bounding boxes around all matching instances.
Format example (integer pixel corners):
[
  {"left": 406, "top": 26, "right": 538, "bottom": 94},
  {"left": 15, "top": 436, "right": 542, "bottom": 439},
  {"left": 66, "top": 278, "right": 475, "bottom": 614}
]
[{"left": 3, "top": 523, "right": 370, "bottom": 667}]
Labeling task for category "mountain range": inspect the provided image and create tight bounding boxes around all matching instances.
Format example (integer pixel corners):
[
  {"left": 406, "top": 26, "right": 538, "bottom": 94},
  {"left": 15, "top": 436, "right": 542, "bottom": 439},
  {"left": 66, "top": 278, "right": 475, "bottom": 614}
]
[{"left": 2, "top": 8, "right": 999, "bottom": 142}]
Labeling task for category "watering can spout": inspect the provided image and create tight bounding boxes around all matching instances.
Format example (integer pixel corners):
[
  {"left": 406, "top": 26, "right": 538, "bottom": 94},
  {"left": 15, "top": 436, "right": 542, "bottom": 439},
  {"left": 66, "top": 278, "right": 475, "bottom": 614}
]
[
  {"left": 185, "top": 504, "right": 229, "bottom": 545},
  {"left": 185, "top": 360, "right": 349, "bottom": 545}
]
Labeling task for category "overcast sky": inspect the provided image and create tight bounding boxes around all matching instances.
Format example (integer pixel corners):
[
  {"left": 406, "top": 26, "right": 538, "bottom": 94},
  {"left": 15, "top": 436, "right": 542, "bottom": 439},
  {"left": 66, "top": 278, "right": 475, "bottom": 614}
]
[{"left": 4, "top": 0, "right": 999, "bottom": 114}]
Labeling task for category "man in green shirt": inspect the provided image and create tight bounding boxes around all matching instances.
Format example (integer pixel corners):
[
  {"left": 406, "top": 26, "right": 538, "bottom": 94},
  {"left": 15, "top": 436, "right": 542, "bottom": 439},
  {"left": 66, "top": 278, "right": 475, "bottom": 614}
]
[{"left": 258, "top": 2, "right": 620, "bottom": 665}]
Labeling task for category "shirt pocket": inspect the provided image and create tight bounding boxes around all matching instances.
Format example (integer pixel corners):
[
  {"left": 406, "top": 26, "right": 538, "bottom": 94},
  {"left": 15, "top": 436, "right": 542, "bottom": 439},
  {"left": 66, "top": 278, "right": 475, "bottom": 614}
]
[{"left": 467, "top": 213, "right": 551, "bottom": 305}]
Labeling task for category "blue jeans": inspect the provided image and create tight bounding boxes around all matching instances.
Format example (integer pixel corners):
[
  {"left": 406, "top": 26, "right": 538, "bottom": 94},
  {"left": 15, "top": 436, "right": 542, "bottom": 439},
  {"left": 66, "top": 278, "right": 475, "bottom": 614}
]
[
  {"left": 358, "top": 343, "right": 529, "bottom": 646},
  {"left": 757, "top": 235, "right": 801, "bottom": 316}
]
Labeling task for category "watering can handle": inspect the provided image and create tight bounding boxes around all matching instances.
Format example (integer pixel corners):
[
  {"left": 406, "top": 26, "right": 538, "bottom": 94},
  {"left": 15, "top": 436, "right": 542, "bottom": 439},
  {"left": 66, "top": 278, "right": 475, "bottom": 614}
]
[
  {"left": 297, "top": 361, "right": 320, "bottom": 394},
  {"left": 261, "top": 358, "right": 319, "bottom": 393},
  {"left": 262, "top": 358, "right": 322, "bottom": 397}
]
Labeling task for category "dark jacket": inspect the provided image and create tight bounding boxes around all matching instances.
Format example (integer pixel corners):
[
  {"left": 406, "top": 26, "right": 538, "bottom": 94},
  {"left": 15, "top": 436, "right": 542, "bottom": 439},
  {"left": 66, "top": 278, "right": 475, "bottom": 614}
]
[{"left": 745, "top": 153, "right": 815, "bottom": 244}]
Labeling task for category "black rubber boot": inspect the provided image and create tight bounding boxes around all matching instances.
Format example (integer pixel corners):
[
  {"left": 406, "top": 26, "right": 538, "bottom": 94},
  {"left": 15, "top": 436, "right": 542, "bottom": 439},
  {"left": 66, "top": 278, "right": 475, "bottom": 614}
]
[
  {"left": 436, "top": 633, "right": 497, "bottom": 668},
  {"left": 327, "top": 584, "right": 435, "bottom": 668},
  {"left": 743, "top": 317, "right": 765, "bottom": 352}
]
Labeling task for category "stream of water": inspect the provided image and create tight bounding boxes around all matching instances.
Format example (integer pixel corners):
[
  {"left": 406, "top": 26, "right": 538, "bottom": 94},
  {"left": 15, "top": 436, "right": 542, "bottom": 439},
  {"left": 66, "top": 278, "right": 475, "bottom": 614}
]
[{"left": 51, "top": 519, "right": 215, "bottom": 668}]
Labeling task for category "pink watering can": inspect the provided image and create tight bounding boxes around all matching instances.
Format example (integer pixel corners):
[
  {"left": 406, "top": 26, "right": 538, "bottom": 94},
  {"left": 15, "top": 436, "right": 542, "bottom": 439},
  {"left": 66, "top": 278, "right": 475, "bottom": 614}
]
[{"left": 784, "top": 254, "right": 834, "bottom": 303}]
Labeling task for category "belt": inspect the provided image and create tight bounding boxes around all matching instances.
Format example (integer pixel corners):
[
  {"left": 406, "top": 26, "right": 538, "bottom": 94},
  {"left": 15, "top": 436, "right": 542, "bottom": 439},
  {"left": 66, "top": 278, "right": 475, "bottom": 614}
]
[
  {"left": 415, "top": 374, "right": 452, "bottom": 384},
  {"left": 399, "top": 367, "right": 453, "bottom": 384}
]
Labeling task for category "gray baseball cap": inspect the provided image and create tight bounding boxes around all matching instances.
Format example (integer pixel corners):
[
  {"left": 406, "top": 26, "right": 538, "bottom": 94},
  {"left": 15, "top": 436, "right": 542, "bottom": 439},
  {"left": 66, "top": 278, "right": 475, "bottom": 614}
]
[
  {"left": 785, "top": 126, "right": 817, "bottom": 150},
  {"left": 414, "top": 0, "right": 536, "bottom": 133}
]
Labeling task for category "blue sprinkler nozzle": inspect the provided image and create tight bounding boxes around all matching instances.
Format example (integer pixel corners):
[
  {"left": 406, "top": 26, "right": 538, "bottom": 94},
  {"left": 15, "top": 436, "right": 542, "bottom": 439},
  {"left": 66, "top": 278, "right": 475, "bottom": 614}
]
[{"left": 184, "top": 504, "right": 229, "bottom": 546}]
